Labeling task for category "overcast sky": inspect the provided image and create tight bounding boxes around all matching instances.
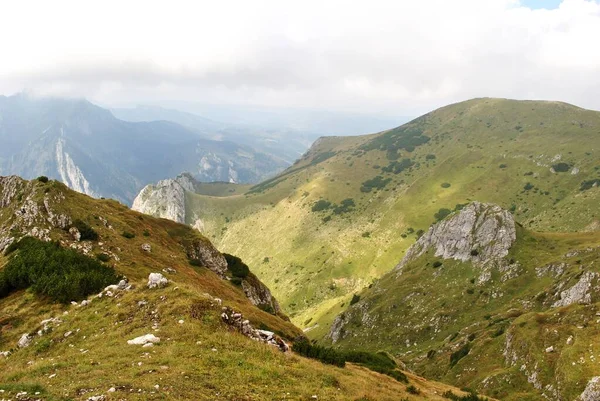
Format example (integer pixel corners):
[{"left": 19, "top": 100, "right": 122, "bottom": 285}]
[{"left": 1, "top": 0, "right": 599, "bottom": 116}]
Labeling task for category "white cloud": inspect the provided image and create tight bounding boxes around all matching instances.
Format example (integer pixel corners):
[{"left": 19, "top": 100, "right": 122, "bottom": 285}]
[{"left": 0, "top": 0, "right": 599, "bottom": 115}]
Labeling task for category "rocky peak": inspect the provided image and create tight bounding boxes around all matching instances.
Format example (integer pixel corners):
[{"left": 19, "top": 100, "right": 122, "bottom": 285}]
[
  {"left": 395, "top": 202, "right": 516, "bottom": 273},
  {"left": 132, "top": 173, "right": 197, "bottom": 223}
]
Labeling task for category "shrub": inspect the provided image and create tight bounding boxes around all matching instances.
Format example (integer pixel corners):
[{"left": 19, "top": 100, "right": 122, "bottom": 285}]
[
  {"left": 426, "top": 154, "right": 436, "bottom": 160},
  {"left": 381, "top": 158, "right": 414, "bottom": 174},
  {"left": 292, "top": 337, "right": 345, "bottom": 367},
  {"left": 96, "top": 253, "right": 110, "bottom": 262},
  {"left": 361, "top": 232, "right": 371, "bottom": 238},
  {"left": 406, "top": 385, "right": 420, "bottom": 395},
  {"left": 36, "top": 176, "right": 49, "bottom": 183},
  {"left": 523, "top": 183, "right": 534, "bottom": 191},
  {"left": 552, "top": 162, "right": 571, "bottom": 172},
  {"left": 580, "top": 179, "right": 600, "bottom": 191},
  {"left": 230, "top": 277, "right": 243, "bottom": 286},
  {"left": 143, "top": 229, "right": 151, "bottom": 237},
  {"left": 0, "top": 237, "right": 119, "bottom": 303},
  {"left": 312, "top": 200, "right": 332, "bottom": 212},
  {"left": 332, "top": 198, "right": 355, "bottom": 215},
  {"left": 434, "top": 208, "right": 452, "bottom": 221},
  {"left": 416, "top": 229, "right": 425, "bottom": 238},
  {"left": 224, "top": 253, "right": 250, "bottom": 278},
  {"left": 189, "top": 259, "right": 203, "bottom": 267},
  {"left": 360, "top": 176, "right": 391, "bottom": 192},
  {"left": 350, "top": 294, "right": 361, "bottom": 305},
  {"left": 450, "top": 343, "right": 470, "bottom": 367},
  {"left": 443, "top": 390, "right": 488, "bottom": 401},
  {"left": 470, "top": 249, "right": 479, "bottom": 256},
  {"left": 121, "top": 231, "right": 135, "bottom": 239},
  {"left": 71, "top": 219, "right": 98, "bottom": 241},
  {"left": 441, "top": 182, "right": 451, "bottom": 188},
  {"left": 432, "top": 261, "right": 443, "bottom": 268}
]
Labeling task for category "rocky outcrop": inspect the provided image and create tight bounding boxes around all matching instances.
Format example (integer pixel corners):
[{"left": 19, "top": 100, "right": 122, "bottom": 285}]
[
  {"left": 552, "top": 272, "right": 597, "bottom": 307},
  {"left": 132, "top": 173, "right": 196, "bottom": 223},
  {"left": 580, "top": 377, "right": 600, "bottom": 401},
  {"left": 221, "top": 306, "right": 289, "bottom": 352},
  {"left": 395, "top": 202, "right": 516, "bottom": 282},
  {"left": 185, "top": 239, "right": 228, "bottom": 278},
  {"left": 241, "top": 273, "right": 282, "bottom": 315}
]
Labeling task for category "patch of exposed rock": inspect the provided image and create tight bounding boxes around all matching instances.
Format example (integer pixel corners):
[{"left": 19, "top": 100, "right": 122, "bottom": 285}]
[
  {"left": 241, "top": 273, "right": 283, "bottom": 316},
  {"left": 552, "top": 272, "right": 597, "bottom": 307},
  {"left": 185, "top": 239, "right": 228, "bottom": 278},
  {"left": 580, "top": 377, "right": 600, "bottom": 401},
  {"left": 395, "top": 201, "right": 516, "bottom": 282},
  {"left": 220, "top": 307, "right": 289, "bottom": 352},
  {"left": 132, "top": 173, "right": 196, "bottom": 223}
]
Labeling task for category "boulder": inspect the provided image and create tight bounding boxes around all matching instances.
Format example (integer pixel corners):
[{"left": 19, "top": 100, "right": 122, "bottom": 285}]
[
  {"left": 69, "top": 226, "right": 81, "bottom": 241},
  {"left": 127, "top": 334, "right": 161, "bottom": 345},
  {"left": 18, "top": 333, "right": 32, "bottom": 348},
  {"left": 147, "top": 273, "right": 168, "bottom": 289},
  {"left": 141, "top": 243, "right": 152, "bottom": 252},
  {"left": 580, "top": 377, "right": 600, "bottom": 401}
]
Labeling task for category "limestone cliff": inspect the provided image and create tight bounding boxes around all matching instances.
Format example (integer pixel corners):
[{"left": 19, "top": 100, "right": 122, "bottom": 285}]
[{"left": 132, "top": 173, "right": 196, "bottom": 223}]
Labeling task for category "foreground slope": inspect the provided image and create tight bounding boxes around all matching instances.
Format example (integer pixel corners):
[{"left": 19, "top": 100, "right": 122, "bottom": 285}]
[
  {"left": 135, "top": 98, "right": 600, "bottom": 335},
  {"left": 0, "top": 176, "right": 472, "bottom": 401},
  {"left": 328, "top": 202, "right": 600, "bottom": 401}
]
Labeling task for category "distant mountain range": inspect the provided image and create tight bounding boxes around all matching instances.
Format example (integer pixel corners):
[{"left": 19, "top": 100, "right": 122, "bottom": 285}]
[{"left": 0, "top": 94, "right": 291, "bottom": 203}]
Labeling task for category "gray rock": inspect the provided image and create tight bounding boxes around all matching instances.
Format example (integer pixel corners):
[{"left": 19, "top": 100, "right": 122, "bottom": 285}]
[
  {"left": 69, "top": 226, "right": 81, "bottom": 241},
  {"left": 185, "top": 240, "right": 228, "bottom": 278},
  {"left": 580, "top": 377, "right": 600, "bottom": 401},
  {"left": 552, "top": 272, "right": 597, "bottom": 308},
  {"left": 241, "top": 273, "right": 282, "bottom": 315},
  {"left": 127, "top": 334, "right": 160, "bottom": 345},
  {"left": 147, "top": 273, "right": 168, "bottom": 289},
  {"left": 18, "top": 333, "right": 32, "bottom": 348},
  {"left": 132, "top": 174, "right": 195, "bottom": 223},
  {"left": 141, "top": 243, "right": 152, "bottom": 252},
  {"left": 395, "top": 202, "right": 516, "bottom": 275}
]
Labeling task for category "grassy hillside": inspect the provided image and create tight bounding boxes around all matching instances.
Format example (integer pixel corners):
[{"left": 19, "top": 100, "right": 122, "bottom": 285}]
[
  {"left": 326, "top": 221, "right": 600, "bottom": 400},
  {"left": 0, "top": 176, "right": 475, "bottom": 401},
  {"left": 179, "top": 98, "right": 600, "bottom": 334}
]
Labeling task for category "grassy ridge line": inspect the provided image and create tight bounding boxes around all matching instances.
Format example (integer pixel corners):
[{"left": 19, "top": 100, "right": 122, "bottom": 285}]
[{"left": 179, "top": 98, "right": 600, "bottom": 336}]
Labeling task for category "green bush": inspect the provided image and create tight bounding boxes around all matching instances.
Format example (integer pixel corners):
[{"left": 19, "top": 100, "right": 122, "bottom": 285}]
[
  {"left": 360, "top": 176, "right": 391, "bottom": 192},
  {"left": 406, "top": 385, "right": 420, "bottom": 394},
  {"left": 96, "top": 253, "right": 110, "bottom": 262},
  {"left": 312, "top": 200, "right": 332, "bottom": 212},
  {"left": 552, "top": 162, "right": 571, "bottom": 172},
  {"left": 0, "top": 237, "right": 119, "bottom": 303},
  {"left": 350, "top": 294, "right": 361, "bottom": 305},
  {"left": 443, "top": 390, "right": 488, "bottom": 401},
  {"left": 426, "top": 154, "right": 436, "bottom": 160},
  {"left": 36, "top": 176, "right": 49, "bottom": 183},
  {"left": 434, "top": 208, "right": 452, "bottom": 221},
  {"left": 332, "top": 198, "right": 355, "bottom": 215},
  {"left": 580, "top": 179, "right": 600, "bottom": 191},
  {"left": 121, "top": 231, "right": 135, "bottom": 239},
  {"left": 71, "top": 219, "right": 98, "bottom": 241},
  {"left": 292, "top": 337, "right": 345, "bottom": 367},
  {"left": 441, "top": 182, "right": 451, "bottom": 188},
  {"left": 432, "top": 261, "right": 443, "bottom": 268},
  {"left": 224, "top": 253, "right": 250, "bottom": 278},
  {"left": 523, "top": 182, "right": 534, "bottom": 191},
  {"left": 381, "top": 158, "right": 414, "bottom": 174}
]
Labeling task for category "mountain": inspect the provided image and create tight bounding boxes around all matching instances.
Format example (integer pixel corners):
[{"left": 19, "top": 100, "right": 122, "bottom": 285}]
[
  {"left": 327, "top": 201, "right": 600, "bottom": 400},
  {"left": 112, "top": 104, "right": 397, "bottom": 166},
  {"left": 0, "top": 94, "right": 288, "bottom": 204},
  {"left": 131, "top": 98, "right": 600, "bottom": 397},
  {"left": 0, "top": 175, "right": 477, "bottom": 401}
]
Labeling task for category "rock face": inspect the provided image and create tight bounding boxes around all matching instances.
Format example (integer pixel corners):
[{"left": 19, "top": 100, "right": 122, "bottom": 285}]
[
  {"left": 580, "top": 377, "right": 600, "bottom": 401},
  {"left": 395, "top": 202, "right": 516, "bottom": 279},
  {"left": 185, "top": 239, "right": 228, "bottom": 278},
  {"left": 132, "top": 173, "right": 196, "bottom": 223},
  {"left": 241, "top": 273, "right": 282, "bottom": 315},
  {"left": 220, "top": 307, "right": 289, "bottom": 352},
  {"left": 552, "top": 271, "right": 597, "bottom": 307}
]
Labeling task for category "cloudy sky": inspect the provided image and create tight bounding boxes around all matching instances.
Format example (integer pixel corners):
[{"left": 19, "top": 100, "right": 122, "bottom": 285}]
[{"left": 1, "top": 0, "right": 599, "bottom": 116}]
